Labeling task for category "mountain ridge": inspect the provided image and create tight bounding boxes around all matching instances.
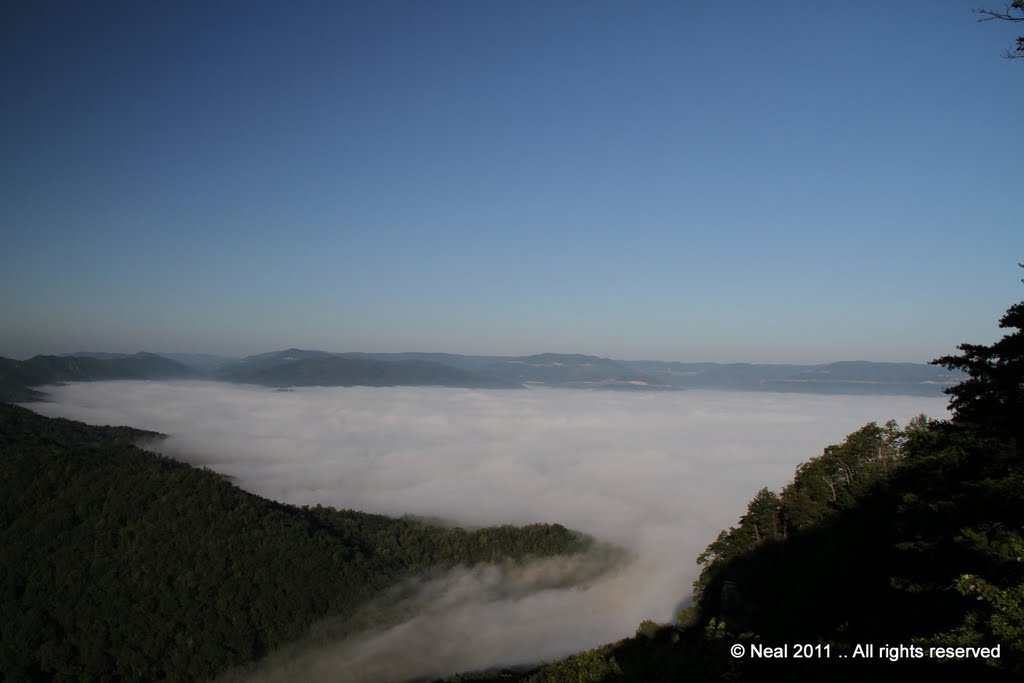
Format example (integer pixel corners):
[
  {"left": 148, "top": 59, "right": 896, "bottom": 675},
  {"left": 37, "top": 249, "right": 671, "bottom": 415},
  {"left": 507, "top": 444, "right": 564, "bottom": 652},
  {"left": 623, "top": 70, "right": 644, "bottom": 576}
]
[
  {"left": 0, "top": 402, "right": 594, "bottom": 679},
  {"left": 0, "top": 349, "right": 963, "bottom": 402},
  {"left": 218, "top": 349, "right": 519, "bottom": 389}
]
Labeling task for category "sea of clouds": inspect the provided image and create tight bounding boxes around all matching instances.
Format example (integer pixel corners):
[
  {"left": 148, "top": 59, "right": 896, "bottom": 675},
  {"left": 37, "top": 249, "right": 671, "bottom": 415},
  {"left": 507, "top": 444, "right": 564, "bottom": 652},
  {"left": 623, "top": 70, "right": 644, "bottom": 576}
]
[{"left": 29, "top": 382, "right": 949, "bottom": 681}]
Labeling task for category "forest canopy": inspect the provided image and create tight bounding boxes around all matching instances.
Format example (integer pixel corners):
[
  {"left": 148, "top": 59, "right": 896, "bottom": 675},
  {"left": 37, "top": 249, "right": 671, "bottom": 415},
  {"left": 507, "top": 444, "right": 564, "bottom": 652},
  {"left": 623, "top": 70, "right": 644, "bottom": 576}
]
[{"left": 0, "top": 403, "right": 593, "bottom": 680}]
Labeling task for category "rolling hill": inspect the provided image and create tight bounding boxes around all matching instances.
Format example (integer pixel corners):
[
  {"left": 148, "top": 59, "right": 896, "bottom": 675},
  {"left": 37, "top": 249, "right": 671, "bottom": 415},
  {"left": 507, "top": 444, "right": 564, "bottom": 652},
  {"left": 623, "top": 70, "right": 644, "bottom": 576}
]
[
  {"left": 0, "top": 402, "right": 592, "bottom": 679},
  {"left": 217, "top": 349, "right": 519, "bottom": 389},
  {"left": 0, "top": 353, "right": 198, "bottom": 401}
]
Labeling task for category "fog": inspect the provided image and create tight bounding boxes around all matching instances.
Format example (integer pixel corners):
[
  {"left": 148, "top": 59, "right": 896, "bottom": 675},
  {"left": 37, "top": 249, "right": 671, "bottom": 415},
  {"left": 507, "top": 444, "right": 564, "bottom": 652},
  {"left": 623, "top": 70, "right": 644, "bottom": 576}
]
[{"left": 30, "top": 382, "right": 949, "bottom": 681}]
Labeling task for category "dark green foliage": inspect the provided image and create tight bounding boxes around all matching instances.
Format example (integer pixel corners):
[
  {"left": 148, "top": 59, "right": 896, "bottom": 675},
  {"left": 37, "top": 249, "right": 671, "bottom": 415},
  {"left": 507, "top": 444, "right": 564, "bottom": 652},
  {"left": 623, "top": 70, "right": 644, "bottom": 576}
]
[
  {"left": 681, "top": 289, "right": 1024, "bottom": 679},
  {"left": 439, "top": 624, "right": 745, "bottom": 683},
  {"left": 0, "top": 403, "right": 589, "bottom": 680},
  {"left": 524, "top": 648, "right": 624, "bottom": 682},
  {"left": 635, "top": 620, "right": 659, "bottom": 640},
  {"left": 779, "top": 419, "right": 911, "bottom": 532},
  {"left": 694, "top": 419, "right": 913, "bottom": 595},
  {"left": 933, "top": 299, "right": 1024, "bottom": 441}
]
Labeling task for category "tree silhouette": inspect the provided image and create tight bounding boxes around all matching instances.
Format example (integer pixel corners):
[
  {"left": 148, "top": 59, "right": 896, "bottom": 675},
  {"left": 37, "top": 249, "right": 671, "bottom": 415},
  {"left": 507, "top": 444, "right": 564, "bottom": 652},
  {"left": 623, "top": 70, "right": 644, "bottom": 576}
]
[
  {"left": 975, "top": 2, "right": 1024, "bottom": 58},
  {"left": 932, "top": 264, "right": 1024, "bottom": 441}
]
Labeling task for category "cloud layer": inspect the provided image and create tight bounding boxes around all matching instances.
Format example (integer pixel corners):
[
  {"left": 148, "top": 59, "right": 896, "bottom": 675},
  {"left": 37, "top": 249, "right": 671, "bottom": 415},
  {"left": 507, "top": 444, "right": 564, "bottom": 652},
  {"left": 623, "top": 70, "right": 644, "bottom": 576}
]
[{"left": 29, "top": 382, "right": 949, "bottom": 680}]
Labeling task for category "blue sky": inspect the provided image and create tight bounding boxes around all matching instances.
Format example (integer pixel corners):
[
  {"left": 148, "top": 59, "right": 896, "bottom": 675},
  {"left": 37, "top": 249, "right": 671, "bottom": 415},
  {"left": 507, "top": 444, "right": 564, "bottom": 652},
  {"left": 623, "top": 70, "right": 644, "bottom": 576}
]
[{"left": 1, "top": 1, "right": 1021, "bottom": 362}]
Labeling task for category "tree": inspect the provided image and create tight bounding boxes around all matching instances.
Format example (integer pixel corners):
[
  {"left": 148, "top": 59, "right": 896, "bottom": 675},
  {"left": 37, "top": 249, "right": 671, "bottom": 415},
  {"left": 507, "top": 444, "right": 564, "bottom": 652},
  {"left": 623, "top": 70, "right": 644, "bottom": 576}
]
[
  {"left": 932, "top": 264, "right": 1024, "bottom": 441},
  {"left": 975, "top": 1, "right": 1024, "bottom": 58},
  {"left": 737, "top": 488, "right": 783, "bottom": 546},
  {"left": 907, "top": 268, "right": 1024, "bottom": 671}
]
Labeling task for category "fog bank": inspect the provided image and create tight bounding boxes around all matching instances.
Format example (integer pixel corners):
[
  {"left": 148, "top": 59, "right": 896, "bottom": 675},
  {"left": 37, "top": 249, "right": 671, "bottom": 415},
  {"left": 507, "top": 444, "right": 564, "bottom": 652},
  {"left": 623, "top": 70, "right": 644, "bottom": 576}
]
[{"left": 29, "top": 382, "right": 948, "bottom": 680}]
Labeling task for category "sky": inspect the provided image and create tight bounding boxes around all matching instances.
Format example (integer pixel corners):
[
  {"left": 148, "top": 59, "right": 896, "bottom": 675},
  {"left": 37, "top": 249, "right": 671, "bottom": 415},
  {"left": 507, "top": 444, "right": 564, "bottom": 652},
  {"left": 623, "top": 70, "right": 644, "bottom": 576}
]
[
  {"left": 1, "top": 1, "right": 1021, "bottom": 362},
  {"left": 28, "top": 381, "right": 949, "bottom": 680}
]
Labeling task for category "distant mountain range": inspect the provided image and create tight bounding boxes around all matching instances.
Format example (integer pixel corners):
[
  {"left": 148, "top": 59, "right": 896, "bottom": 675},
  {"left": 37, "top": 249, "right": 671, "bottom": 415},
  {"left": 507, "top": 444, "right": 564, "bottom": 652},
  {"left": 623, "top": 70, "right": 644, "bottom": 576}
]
[
  {"left": 0, "top": 349, "right": 964, "bottom": 402},
  {"left": 620, "top": 359, "right": 961, "bottom": 395},
  {"left": 0, "top": 352, "right": 199, "bottom": 401},
  {"left": 338, "top": 351, "right": 658, "bottom": 388},
  {"left": 218, "top": 349, "right": 517, "bottom": 389},
  {"left": 330, "top": 352, "right": 962, "bottom": 395}
]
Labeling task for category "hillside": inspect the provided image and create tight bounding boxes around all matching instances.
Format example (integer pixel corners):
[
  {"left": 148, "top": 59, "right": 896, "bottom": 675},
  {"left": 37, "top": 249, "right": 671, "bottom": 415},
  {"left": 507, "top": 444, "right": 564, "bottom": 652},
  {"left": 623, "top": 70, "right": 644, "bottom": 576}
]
[
  {"left": 218, "top": 349, "right": 518, "bottom": 389},
  {"left": 0, "top": 403, "right": 591, "bottom": 680},
  {"left": 441, "top": 296, "right": 1024, "bottom": 682},
  {"left": 0, "top": 353, "right": 198, "bottom": 401},
  {"left": 443, "top": 425, "right": 1018, "bottom": 682}
]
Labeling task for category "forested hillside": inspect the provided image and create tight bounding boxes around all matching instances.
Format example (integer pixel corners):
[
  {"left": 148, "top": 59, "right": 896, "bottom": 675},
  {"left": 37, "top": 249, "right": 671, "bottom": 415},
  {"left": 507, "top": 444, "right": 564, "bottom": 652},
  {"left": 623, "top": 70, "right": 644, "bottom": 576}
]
[
  {"left": 445, "top": 290, "right": 1024, "bottom": 681},
  {"left": 0, "top": 353, "right": 197, "bottom": 402},
  {"left": 0, "top": 404, "right": 590, "bottom": 680}
]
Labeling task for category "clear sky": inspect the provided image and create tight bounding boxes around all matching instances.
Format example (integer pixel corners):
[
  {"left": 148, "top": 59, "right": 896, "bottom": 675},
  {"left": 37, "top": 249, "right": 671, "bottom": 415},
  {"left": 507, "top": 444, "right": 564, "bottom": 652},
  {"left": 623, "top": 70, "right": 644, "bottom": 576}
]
[{"left": 1, "top": 1, "right": 1021, "bottom": 363}]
